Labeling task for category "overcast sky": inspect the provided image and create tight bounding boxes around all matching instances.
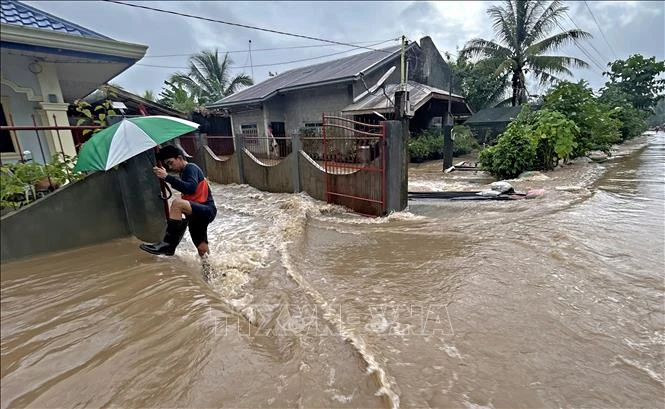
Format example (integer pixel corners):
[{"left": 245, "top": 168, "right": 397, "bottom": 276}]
[{"left": 25, "top": 0, "right": 665, "bottom": 99}]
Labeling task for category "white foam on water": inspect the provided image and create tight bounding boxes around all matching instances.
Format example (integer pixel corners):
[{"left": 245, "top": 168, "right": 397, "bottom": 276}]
[
  {"left": 177, "top": 183, "right": 403, "bottom": 408},
  {"left": 612, "top": 355, "right": 665, "bottom": 385}
]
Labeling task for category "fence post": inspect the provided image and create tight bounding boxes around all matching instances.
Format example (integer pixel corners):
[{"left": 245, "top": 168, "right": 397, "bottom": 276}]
[
  {"left": 194, "top": 132, "right": 207, "bottom": 176},
  {"left": 291, "top": 133, "right": 301, "bottom": 193},
  {"left": 235, "top": 134, "right": 246, "bottom": 184},
  {"left": 384, "top": 120, "right": 409, "bottom": 213}
]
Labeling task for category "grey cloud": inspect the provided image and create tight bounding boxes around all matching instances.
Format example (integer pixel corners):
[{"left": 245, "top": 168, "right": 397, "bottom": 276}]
[{"left": 20, "top": 1, "right": 665, "bottom": 99}]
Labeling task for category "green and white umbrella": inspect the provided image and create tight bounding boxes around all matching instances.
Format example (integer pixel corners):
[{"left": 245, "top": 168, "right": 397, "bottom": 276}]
[{"left": 73, "top": 116, "right": 199, "bottom": 172}]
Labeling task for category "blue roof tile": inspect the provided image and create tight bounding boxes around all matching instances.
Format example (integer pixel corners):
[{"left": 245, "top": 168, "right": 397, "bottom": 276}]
[{"left": 1, "top": 1, "right": 111, "bottom": 40}]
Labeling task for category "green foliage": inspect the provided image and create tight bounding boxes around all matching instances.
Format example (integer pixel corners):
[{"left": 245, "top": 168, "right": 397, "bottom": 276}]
[
  {"left": 168, "top": 49, "right": 254, "bottom": 105},
  {"left": 460, "top": 0, "right": 591, "bottom": 106},
  {"left": 408, "top": 126, "right": 480, "bottom": 163},
  {"left": 158, "top": 79, "right": 198, "bottom": 113},
  {"left": 0, "top": 154, "right": 85, "bottom": 209},
  {"left": 603, "top": 54, "right": 665, "bottom": 111},
  {"left": 543, "top": 81, "right": 621, "bottom": 155},
  {"left": 74, "top": 97, "right": 116, "bottom": 138},
  {"left": 479, "top": 105, "right": 579, "bottom": 178},
  {"left": 478, "top": 115, "right": 536, "bottom": 180},
  {"left": 0, "top": 165, "right": 26, "bottom": 209},
  {"left": 529, "top": 109, "right": 578, "bottom": 170},
  {"left": 408, "top": 129, "right": 443, "bottom": 163},
  {"left": 452, "top": 125, "right": 480, "bottom": 156},
  {"left": 142, "top": 90, "right": 155, "bottom": 101},
  {"left": 599, "top": 85, "right": 649, "bottom": 140},
  {"left": 647, "top": 99, "right": 665, "bottom": 127},
  {"left": 449, "top": 53, "right": 507, "bottom": 111}
]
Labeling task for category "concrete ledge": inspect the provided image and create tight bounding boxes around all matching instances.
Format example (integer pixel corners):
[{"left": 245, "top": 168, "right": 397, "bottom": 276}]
[
  {"left": 1, "top": 150, "right": 166, "bottom": 262},
  {"left": 1, "top": 171, "right": 130, "bottom": 261}
]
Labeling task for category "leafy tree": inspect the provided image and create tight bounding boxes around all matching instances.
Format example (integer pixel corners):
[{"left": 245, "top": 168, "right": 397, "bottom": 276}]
[
  {"left": 142, "top": 90, "right": 155, "bottom": 101},
  {"left": 460, "top": 0, "right": 590, "bottom": 106},
  {"left": 158, "top": 79, "right": 198, "bottom": 113},
  {"left": 598, "top": 85, "right": 648, "bottom": 140},
  {"left": 171, "top": 49, "right": 253, "bottom": 104},
  {"left": 602, "top": 54, "right": 665, "bottom": 111},
  {"left": 449, "top": 53, "right": 508, "bottom": 111},
  {"left": 478, "top": 106, "right": 537, "bottom": 178},
  {"left": 647, "top": 99, "right": 665, "bottom": 127},
  {"left": 543, "top": 80, "right": 621, "bottom": 155},
  {"left": 529, "top": 109, "right": 578, "bottom": 169}
]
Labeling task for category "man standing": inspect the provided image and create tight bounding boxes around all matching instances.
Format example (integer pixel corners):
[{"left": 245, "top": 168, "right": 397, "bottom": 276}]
[
  {"left": 267, "top": 124, "right": 279, "bottom": 159},
  {"left": 140, "top": 145, "right": 217, "bottom": 257}
]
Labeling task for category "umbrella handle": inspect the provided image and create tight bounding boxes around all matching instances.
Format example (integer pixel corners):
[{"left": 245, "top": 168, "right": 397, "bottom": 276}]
[{"left": 159, "top": 180, "right": 172, "bottom": 200}]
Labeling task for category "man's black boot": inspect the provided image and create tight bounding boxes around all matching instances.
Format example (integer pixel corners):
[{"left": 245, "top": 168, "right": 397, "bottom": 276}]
[{"left": 140, "top": 219, "right": 188, "bottom": 256}]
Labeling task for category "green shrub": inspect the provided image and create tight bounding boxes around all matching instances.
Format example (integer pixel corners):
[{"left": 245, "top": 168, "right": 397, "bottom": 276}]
[
  {"left": 452, "top": 125, "right": 480, "bottom": 156},
  {"left": 478, "top": 118, "right": 536, "bottom": 180},
  {"left": 408, "top": 129, "right": 443, "bottom": 162},
  {"left": 543, "top": 81, "right": 621, "bottom": 156},
  {"left": 530, "top": 109, "right": 579, "bottom": 170}
]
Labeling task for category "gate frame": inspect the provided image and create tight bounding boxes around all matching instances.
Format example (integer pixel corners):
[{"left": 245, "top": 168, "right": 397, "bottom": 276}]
[{"left": 322, "top": 113, "right": 386, "bottom": 216}]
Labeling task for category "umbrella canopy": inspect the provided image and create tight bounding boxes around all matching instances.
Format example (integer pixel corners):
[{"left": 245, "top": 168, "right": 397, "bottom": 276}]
[{"left": 73, "top": 116, "right": 199, "bottom": 172}]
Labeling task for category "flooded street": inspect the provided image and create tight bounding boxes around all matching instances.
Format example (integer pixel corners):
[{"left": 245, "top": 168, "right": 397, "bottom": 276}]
[{"left": 1, "top": 133, "right": 663, "bottom": 408}]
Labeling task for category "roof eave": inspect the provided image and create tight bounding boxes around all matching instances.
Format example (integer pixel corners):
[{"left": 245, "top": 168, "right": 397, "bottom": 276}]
[
  {"left": 208, "top": 76, "right": 355, "bottom": 109},
  {"left": 0, "top": 23, "right": 147, "bottom": 60},
  {"left": 356, "top": 42, "right": 419, "bottom": 77}
]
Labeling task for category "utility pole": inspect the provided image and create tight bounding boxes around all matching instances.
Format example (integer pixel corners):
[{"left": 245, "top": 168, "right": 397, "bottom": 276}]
[
  {"left": 248, "top": 40, "right": 254, "bottom": 79},
  {"left": 395, "top": 35, "right": 409, "bottom": 119},
  {"left": 442, "top": 52, "right": 454, "bottom": 171}
]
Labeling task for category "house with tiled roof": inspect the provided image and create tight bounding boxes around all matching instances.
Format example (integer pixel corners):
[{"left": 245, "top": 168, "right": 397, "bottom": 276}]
[
  {"left": 0, "top": 0, "right": 147, "bottom": 163},
  {"left": 207, "top": 36, "right": 471, "bottom": 149}
]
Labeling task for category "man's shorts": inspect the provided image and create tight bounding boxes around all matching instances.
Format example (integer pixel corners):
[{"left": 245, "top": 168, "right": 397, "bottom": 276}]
[{"left": 186, "top": 202, "right": 217, "bottom": 246}]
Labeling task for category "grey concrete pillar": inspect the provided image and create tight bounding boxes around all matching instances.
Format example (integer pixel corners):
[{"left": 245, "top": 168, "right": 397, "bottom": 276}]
[
  {"left": 291, "top": 133, "right": 301, "bottom": 193},
  {"left": 235, "top": 135, "right": 246, "bottom": 184},
  {"left": 384, "top": 120, "right": 409, "bottom": 213},
  {"left": 194, "top": 132, "right": 208, "bottom": 175},
  {"left": 116, "top": 149, "right": 166, "bottom": 242}
]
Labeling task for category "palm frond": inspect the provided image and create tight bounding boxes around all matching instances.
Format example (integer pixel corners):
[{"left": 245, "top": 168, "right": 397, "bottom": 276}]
[
  {"left": 527, "top": 29, "right": 592, "bottom": 55},
  {"left": 524, "top": 0, "right": 569, "bottom": 45},
  {"left": 224, "top": 74, "right": 254, "bottom": 97},
  {"left": 528, "top": 54, "right": 589, "bottom": 73},
  {"left": 460, "top": 39, "right": 513, "bottom": 60},
  {"left": 488, "top": 4, "right": 516, "bottom": 49}
]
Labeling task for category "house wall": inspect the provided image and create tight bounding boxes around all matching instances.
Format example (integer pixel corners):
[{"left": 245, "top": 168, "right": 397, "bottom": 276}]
[
  {"left": 1, "top": 55, "right": 53, "bottom": 163},
  {"left": 232, "top": 107, "right": 264, "bottom": 136},
  {"left": 418, "top": 37, "right": 452, "bottom": 91},
  {"left": 281, "top": 83, "right": 352, "bottom": 134},
  {"left": 1, "top": 54, "right": 77, "bottom": 162}
]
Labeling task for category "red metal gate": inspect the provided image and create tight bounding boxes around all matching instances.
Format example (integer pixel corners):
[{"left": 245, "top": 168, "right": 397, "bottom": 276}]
[{"left": 322, "top": 113, "right": 385, "bottom": 216}]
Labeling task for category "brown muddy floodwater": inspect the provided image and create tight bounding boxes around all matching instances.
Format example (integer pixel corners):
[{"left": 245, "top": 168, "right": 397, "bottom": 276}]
[{"left": 1, "top": 133, "right": 664, "bottom": 409}]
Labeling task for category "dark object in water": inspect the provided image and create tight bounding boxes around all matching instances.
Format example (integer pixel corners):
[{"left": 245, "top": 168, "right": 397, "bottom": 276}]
[{"left": 408, "top": 191, "right": 526, "bottom": 201}]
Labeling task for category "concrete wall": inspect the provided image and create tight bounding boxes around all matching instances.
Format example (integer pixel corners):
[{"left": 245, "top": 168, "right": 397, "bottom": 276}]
[
  {"left": 1, "top": 150, "right": 166, "bottom": 262},
  {"left": 231, "top": 107, "right": 264, "bottom": 137},
  {"left": 199, "top": 120, "right": 407, "bottom": 216},
  {"left": 1, "top": 54, "right": 53, "bottom": 163},
  {"left": 418, "top": 37, "right": 452, "bottom": 91},
  {"left": 203, "top": 146, "right": 242, "bottom": 184},
  {"left": 281, "top": 83, "right": 352, "bottom": 134}
]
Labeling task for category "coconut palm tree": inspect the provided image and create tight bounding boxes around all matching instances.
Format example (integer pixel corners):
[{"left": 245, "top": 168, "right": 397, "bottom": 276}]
[
  {"left": 171, "top": 49, "right": 253, "bottom": 104},
  {"left": 460, "top": 0, "right": 591, "bottom": 106}
]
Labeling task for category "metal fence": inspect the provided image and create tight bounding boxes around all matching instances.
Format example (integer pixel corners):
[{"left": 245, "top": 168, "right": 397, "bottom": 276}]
[{"left": 206, "top": 135, "right": 235, "bottom": 157}]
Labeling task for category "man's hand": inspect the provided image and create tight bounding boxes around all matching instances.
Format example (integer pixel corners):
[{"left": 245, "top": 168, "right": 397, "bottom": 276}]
[{"left": 153, "top": 166, "right": 167, "bottom": 179}]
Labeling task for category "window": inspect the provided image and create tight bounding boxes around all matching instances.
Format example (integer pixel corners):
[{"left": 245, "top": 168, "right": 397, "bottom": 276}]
[
  {"left": 0, "top": 102, "right": 18, "bottom": 154},
  {"left": 240, "top": 124, "right": 258, "bottom": 136}
]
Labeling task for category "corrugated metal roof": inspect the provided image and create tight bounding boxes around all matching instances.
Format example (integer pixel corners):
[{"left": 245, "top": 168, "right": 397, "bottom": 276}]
[
  {"left": 0, "top": 1, "right": 110, "bottom": 40},
  {"left": 209, "top": 44, "right": 403, "bottom": 107},
  {"left": 342, "top": 81, "right": 467, "bottom": 114},
  {"left": 463, "top": 105, "right": 524, "bottom": 125}
]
